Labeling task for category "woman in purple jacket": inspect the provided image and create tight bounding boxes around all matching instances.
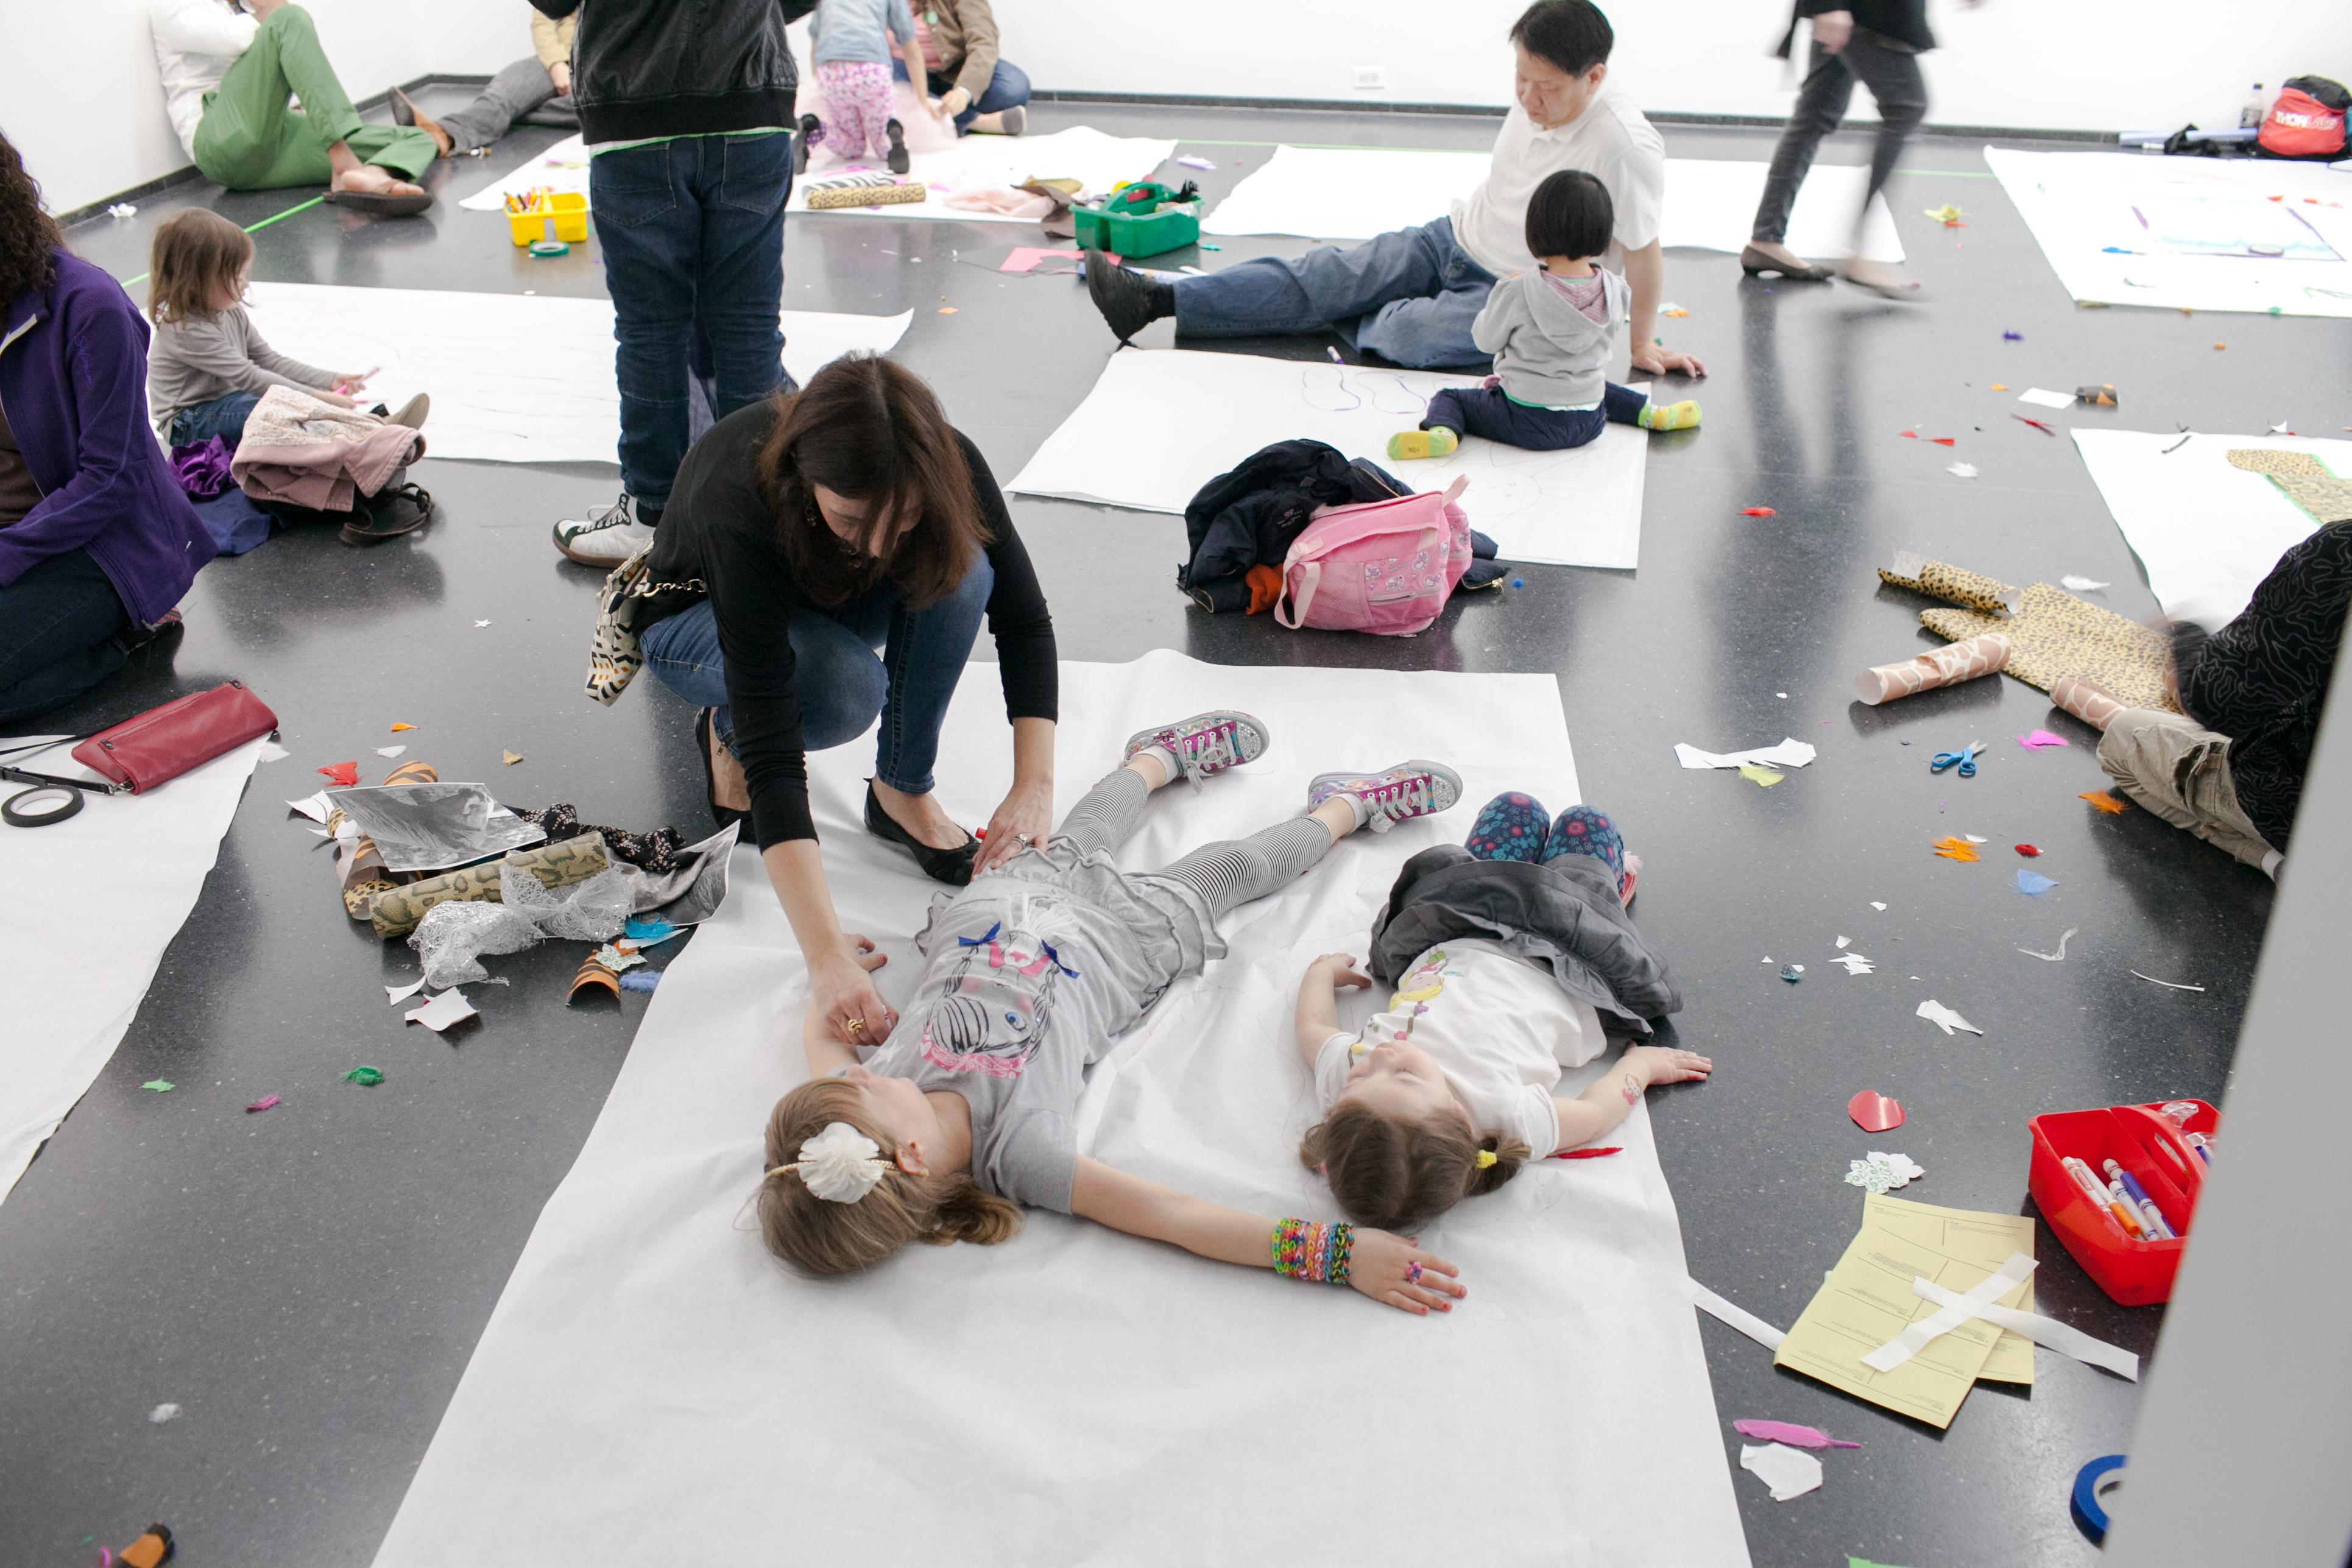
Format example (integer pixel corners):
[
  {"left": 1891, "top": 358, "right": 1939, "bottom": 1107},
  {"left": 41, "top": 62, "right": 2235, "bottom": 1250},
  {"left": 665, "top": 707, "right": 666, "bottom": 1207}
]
[{"left": 0, "top": 134, "right": 215, "bottom": 724}]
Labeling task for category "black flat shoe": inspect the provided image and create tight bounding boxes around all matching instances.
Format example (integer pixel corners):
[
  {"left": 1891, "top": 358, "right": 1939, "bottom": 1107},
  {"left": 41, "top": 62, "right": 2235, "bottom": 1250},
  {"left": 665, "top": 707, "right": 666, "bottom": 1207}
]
[
  {"left": 885, "top": 118, "right": 910, "bottom": 175},
  {"left": 697, "top": 707, "right": 746, "bottom": 830},
  {"left": 1739, "top": 244, "right": 1835, "bottom": 281},
  {"left": 795, "top": 113, "right": 820, "bottom": 175},
  {"left": 864, "top": 780, "right": 977, "bottom": 885}
]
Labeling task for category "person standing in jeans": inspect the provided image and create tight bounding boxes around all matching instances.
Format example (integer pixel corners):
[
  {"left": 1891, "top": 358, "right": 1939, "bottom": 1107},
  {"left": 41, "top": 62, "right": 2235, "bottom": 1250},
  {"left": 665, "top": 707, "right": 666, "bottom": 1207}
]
[
  {"left": 1742, "top": 0, "right": 1982, "bottom": 297},
  {"left": 537, "top": 0, "right": 815, "bottom": 568}
]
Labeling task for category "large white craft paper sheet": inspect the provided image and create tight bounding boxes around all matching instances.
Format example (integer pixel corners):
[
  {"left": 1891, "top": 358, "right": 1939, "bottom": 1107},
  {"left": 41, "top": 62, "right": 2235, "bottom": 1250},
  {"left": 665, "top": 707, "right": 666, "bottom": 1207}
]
[
  {"left": 787, "top": 125, "right": 1176, "bottom": 222},
  {"left": 1008, "top": 350, "right": 1649, "bottom": 569},
  {"left": 0, "top": 737, "right": 264, "bottom": 1204},
  {"left": 457, "top": 132, "right": 594, "bottom": 211},
  {"left": 1985, "top": 148, "right": 2352, "bottom": 317},
  {"left": 2072, "top": 429, "right": 2352, "bottom": 625},
  {"left": 242, "top": 283, "right": 910, "bottom": 465},
  {"left": 372, "top": 652, "right": 1750, "bottom": 1568},
  {"left": 1202, "top": 144, "right": 1903, "bottom": 261}
]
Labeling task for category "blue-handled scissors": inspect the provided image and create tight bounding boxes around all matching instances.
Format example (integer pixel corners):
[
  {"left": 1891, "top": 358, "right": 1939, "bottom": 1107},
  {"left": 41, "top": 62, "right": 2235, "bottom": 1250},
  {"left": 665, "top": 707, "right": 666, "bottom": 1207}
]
[{"left": 1930, "top": 739, "right": 1985, "bottom": 777}]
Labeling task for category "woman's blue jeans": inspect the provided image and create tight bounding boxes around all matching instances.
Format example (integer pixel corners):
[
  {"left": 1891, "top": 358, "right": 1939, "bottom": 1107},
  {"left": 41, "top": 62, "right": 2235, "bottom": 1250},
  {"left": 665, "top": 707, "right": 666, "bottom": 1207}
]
[{"left": 636, "top": 554, "right": 995, "bottom": 797}]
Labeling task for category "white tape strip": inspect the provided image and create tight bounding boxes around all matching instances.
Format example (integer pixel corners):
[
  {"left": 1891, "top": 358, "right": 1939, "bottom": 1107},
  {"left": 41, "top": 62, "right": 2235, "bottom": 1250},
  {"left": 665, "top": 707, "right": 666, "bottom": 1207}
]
[
  {"left": 1684, "top": 1277, "right": 1787, "bottom": 1351},
  {"left": 1860, "top": 1251, "right": 2037, "bottom": 1372},
  {"left": 1910, "top": 1278, "right": 2140, "bottom": 1381}
]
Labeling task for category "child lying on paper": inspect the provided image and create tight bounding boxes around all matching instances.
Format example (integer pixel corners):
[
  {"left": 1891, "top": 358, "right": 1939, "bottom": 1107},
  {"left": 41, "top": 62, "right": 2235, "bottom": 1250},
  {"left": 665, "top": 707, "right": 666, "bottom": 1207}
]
[{"left": 755, "top": 707, "right": 1472, "bottom": 1312}]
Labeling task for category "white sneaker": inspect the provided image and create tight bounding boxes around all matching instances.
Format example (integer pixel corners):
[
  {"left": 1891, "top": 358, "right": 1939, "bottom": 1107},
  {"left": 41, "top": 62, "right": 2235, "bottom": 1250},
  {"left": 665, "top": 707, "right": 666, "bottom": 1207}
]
[{"left": 553, "top": 492, "right": 657, "bottom": 566}]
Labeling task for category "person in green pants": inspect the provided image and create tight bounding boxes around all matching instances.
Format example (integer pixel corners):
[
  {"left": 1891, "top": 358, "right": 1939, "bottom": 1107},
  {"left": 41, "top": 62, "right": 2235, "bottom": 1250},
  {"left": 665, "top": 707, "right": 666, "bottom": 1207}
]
[{"left": 149, "top": 0, "right": 439, "bottom": 211}]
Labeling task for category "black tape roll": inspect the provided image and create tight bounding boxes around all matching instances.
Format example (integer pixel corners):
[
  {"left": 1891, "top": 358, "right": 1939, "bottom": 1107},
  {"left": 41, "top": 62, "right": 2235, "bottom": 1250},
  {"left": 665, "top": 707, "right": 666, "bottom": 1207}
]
[{"left": 3, "top": 784, "right": 84, "bottom": 828}]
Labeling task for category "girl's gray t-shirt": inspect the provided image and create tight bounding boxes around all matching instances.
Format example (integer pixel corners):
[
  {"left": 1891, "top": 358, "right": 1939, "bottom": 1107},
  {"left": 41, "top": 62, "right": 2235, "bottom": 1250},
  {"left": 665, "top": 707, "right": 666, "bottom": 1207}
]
[{"left": 860, "top": 844, "right": 1221, "bottom": 1213}]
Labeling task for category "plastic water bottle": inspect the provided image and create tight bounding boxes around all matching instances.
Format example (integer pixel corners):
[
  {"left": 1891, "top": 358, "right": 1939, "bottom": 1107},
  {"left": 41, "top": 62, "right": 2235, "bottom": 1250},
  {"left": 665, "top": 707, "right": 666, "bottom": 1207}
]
[{"left": 2241, "top": 83, "right": 2267, "bottom": 129}]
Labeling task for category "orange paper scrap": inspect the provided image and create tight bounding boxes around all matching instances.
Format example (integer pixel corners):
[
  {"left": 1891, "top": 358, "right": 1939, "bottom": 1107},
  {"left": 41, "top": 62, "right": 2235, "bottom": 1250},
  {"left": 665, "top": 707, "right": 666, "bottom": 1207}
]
[
  {"left": 1931, "top": 837, "right": 1982, "bottom": 863},
  {"left": 2078, "top": 790, "right": 2127, "bottom": 815}
]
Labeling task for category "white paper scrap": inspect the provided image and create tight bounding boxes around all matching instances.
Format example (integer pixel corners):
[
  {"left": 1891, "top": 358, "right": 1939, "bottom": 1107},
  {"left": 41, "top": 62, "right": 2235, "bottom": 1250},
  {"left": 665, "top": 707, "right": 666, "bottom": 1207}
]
[
  {"left": 1948, "top": 462, "right": 1979, "bottom": 478},
  {"left": 1845, "top": 1151, "right": 1926, "bottom": 1195},
  {"left": 386, "top": 978, "right": 428, "bottom": 1006},
  {"left": 405, "top": 989, "right": 479, "bottom": 1033},
  {"left": 1870, "top": 901, "right": 1887, "bottom": 910},
  {"left": 149, "top": 1402, "right": 182, "bottom": 1423},
  {"left": 1910, "top": 1277, "right": 2139, "bottom": 1380},
  {"left": 1916, "top": 1000, "right": 1983, "bottom": 1036},
  {"left": 1835, "top": 936, "right": 1851, "bottom": 949},
  {"left": 376, "top": 746, "right": 407, "bottom": 758},
  {"left": 2061, "top": 576, "right": 2111, "bottom": 592},
  {"left": 2019, "top": 928, "right": 2078, "bottom": 962},
  {"left": 2018, "top": 387, "right": 2078, "bottom": 410},
  {"left": 1861, "top": 1252, "right": 2037, "bottom": 1372},
  {"left": 1674, "top": 738, "right": 1819, "bottom": 771},
  {"left": 1829, "top": 953, "right": 1876, "bottom": 975},
  {"left": 1963, "top": 834, "right": 1988, "bottom": 843},
  {"left": 1739, "top": 1443, "right": 1824, "bottom": 1502},
  {"left": 1684, "top": 1277, "right": 1786, "bottom": 1351},
  {"left": 286, "top": 793, "right": 332, "bottom": 824}
]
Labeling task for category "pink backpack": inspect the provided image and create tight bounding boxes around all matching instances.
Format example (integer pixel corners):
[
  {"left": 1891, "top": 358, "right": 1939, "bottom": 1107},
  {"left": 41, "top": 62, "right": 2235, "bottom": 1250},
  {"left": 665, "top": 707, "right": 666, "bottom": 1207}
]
[{"left": 1274, "top": 477, "right": 1472, "bottom": 637}]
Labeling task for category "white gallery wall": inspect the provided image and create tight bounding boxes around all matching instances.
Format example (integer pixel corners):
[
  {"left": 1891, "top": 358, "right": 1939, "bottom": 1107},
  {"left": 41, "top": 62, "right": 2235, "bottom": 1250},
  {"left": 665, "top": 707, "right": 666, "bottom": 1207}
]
[
  {"left": 4, "top": 0, "right": 2347, "bottom": 217},
  {"left": 2, "top": 0, "right": 528, "bottom": 214},
  {"left": 1001, "top": 0, "right": 2349, "bottom": 138}
]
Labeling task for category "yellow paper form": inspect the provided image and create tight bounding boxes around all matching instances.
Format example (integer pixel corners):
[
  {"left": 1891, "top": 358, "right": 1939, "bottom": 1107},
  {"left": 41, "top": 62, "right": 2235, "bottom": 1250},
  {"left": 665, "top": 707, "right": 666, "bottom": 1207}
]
[{"left": 1774, "top": 1194, "right": 2035, "bottom": 1428}]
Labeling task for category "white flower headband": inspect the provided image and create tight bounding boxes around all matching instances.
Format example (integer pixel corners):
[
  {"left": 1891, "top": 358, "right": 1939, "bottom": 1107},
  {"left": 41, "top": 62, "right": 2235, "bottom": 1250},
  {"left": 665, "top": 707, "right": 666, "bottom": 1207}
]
[{"left": 767, "top": 1121, "right": 891, "bottom": 1204}]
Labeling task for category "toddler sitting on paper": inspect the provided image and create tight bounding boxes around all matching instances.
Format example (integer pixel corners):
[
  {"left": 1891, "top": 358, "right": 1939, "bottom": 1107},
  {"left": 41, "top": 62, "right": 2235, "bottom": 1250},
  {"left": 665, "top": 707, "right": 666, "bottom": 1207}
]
[
  {"left": 145, "top": 210, "right": 425, "bottom": 451},
  {"left": 1389, "top": 170, "right": 1698, "bottom": 462},
  {"left": 1294, "top": 792, "right": 1708, "bottom": 1231}
]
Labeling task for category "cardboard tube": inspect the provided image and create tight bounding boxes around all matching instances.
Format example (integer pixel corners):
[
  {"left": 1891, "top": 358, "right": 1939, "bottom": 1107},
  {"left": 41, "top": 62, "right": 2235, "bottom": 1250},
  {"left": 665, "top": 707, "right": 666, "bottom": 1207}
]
[{"left": 1854, "top": 631, "right": 2013, "bottom": 705}]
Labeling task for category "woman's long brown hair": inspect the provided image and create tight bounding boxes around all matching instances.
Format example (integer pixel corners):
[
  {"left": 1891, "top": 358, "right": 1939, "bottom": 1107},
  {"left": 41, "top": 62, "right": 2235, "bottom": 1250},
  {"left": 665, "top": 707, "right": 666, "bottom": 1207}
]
[
  {"left": 755, "top": 353, "right": 989, "bottom": 609},
  {"left": 0, "top": 132, "right": 66, "bottom": 306}
]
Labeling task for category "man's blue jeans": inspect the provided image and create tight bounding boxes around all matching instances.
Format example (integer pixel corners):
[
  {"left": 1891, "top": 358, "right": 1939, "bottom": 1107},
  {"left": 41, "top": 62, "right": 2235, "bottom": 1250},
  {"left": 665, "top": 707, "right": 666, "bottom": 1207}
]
[
  {"left": 590, "top": 133, "right": 793, "bottom": 512},
  {"left": 892, "top": 57, "right": 1033, "bottom": 132},
  {"left": 635, "top": 554, "right": 995, "bottom": 797},
  {"left": 1171, "top": 216, "right": 1497, "bottom": 370},
  {"left": 168, "top": 390, "right": 261, "bottom": 449}
]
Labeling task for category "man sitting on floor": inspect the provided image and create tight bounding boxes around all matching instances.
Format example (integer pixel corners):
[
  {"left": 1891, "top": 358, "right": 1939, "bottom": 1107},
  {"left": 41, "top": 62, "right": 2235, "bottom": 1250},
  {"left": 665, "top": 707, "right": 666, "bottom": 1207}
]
[
  {"left": 1082, "top": 0, "right": 1703, "bottom": 380},
  {"left": 2052, "top": 522, "right": 2352, "bottom": 878},
  {"left": 149, "top": 0, "right": 440, "bottom": 213},
  {"left": 388, "top": 5, "right": 581, "bottom": 158}
]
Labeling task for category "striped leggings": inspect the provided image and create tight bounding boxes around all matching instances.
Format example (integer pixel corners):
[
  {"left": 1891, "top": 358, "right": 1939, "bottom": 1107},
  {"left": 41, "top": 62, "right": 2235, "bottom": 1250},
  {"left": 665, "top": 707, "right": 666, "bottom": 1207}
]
[{"left": 1056, "top": 766, "right": 1334, "bottom": 917}]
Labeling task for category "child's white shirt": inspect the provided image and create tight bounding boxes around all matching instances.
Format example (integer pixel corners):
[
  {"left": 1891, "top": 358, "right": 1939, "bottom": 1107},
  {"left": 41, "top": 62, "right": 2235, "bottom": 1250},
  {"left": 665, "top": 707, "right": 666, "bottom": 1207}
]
[{"left": 1313, "top": 938, "right": 1607, "bottom": 1156}]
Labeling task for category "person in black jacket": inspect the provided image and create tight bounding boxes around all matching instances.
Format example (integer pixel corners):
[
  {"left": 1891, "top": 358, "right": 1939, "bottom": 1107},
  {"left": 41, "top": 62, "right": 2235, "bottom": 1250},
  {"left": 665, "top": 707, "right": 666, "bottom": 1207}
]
[
  {"left": 632, "top": 355, "right": 1059, "bottom": 1047},
  {"left": 2050, "top": 521, "right": 2352, "bottom": 877},
  {"left": 1743, "top": 0, "right": 1982, "bottom": 297},
  {"left": 537, "top": 0, "right": 816, "bottom": 569}
]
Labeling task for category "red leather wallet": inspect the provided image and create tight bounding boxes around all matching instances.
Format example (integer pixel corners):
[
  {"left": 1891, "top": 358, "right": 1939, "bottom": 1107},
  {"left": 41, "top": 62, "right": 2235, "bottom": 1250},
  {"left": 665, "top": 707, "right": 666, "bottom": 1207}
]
[{"left": 71, "top": 681, "right": 279, "bottom": 794}]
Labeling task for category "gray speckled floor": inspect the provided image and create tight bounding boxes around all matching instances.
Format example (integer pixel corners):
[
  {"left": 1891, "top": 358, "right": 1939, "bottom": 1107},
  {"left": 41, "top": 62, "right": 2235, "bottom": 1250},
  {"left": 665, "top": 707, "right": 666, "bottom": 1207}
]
[{"left": 7, "top": 91, "right": 2326, "bottom": 1567}]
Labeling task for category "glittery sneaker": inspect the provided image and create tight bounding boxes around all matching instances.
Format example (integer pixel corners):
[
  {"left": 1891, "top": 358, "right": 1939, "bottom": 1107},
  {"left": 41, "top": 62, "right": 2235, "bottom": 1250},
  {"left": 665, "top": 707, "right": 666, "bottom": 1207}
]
[
  {"left": 1307, "top": 760, "right": 1464, "bottom": 833},
  {"left": 1123, "top": 710, "right": 1271, "bottom": 784}
]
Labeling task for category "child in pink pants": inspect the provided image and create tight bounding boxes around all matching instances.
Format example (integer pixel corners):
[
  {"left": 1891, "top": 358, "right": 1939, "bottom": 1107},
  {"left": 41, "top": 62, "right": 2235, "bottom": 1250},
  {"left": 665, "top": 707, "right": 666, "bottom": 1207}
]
[{"left": 805, "top": 0, "right": 917, "bottom": 173}]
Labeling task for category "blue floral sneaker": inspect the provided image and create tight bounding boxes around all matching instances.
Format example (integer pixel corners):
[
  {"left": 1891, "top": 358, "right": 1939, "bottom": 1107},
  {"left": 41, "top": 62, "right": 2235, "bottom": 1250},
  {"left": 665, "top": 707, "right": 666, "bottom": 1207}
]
[
  {"left": 1307, "top": 760, "right": 1464, "bottom": 833},
  {"left": 1124, "top": 710, "right": 1271, "bottom": 784}
]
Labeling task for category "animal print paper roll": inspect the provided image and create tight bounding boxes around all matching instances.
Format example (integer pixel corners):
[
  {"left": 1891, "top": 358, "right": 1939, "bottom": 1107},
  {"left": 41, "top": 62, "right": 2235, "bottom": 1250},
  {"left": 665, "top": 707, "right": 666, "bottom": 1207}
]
[{"left": 1852, "top": 631, "right": 2013, "bottom": 705}]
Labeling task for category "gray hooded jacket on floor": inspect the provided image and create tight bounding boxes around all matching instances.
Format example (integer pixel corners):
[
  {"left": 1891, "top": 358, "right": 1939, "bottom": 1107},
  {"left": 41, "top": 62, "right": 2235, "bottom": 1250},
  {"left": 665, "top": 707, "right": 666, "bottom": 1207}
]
[{"left": 1368, "top": 846, "right": 1682, "bottom": 1037}]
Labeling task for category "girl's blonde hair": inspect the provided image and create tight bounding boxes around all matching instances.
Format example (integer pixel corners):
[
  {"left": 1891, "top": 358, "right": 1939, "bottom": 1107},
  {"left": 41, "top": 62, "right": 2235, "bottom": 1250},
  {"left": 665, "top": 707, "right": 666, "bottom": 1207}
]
[
  {"left": 757, "top": 1077, "right": 1023, "bottom": 1276},
  {"left": 147, "top": 208, "right": 252, "bottom": 326},
  {"left": 1300, "top": 1101, "right": 1531, "bottom": 1231}
]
